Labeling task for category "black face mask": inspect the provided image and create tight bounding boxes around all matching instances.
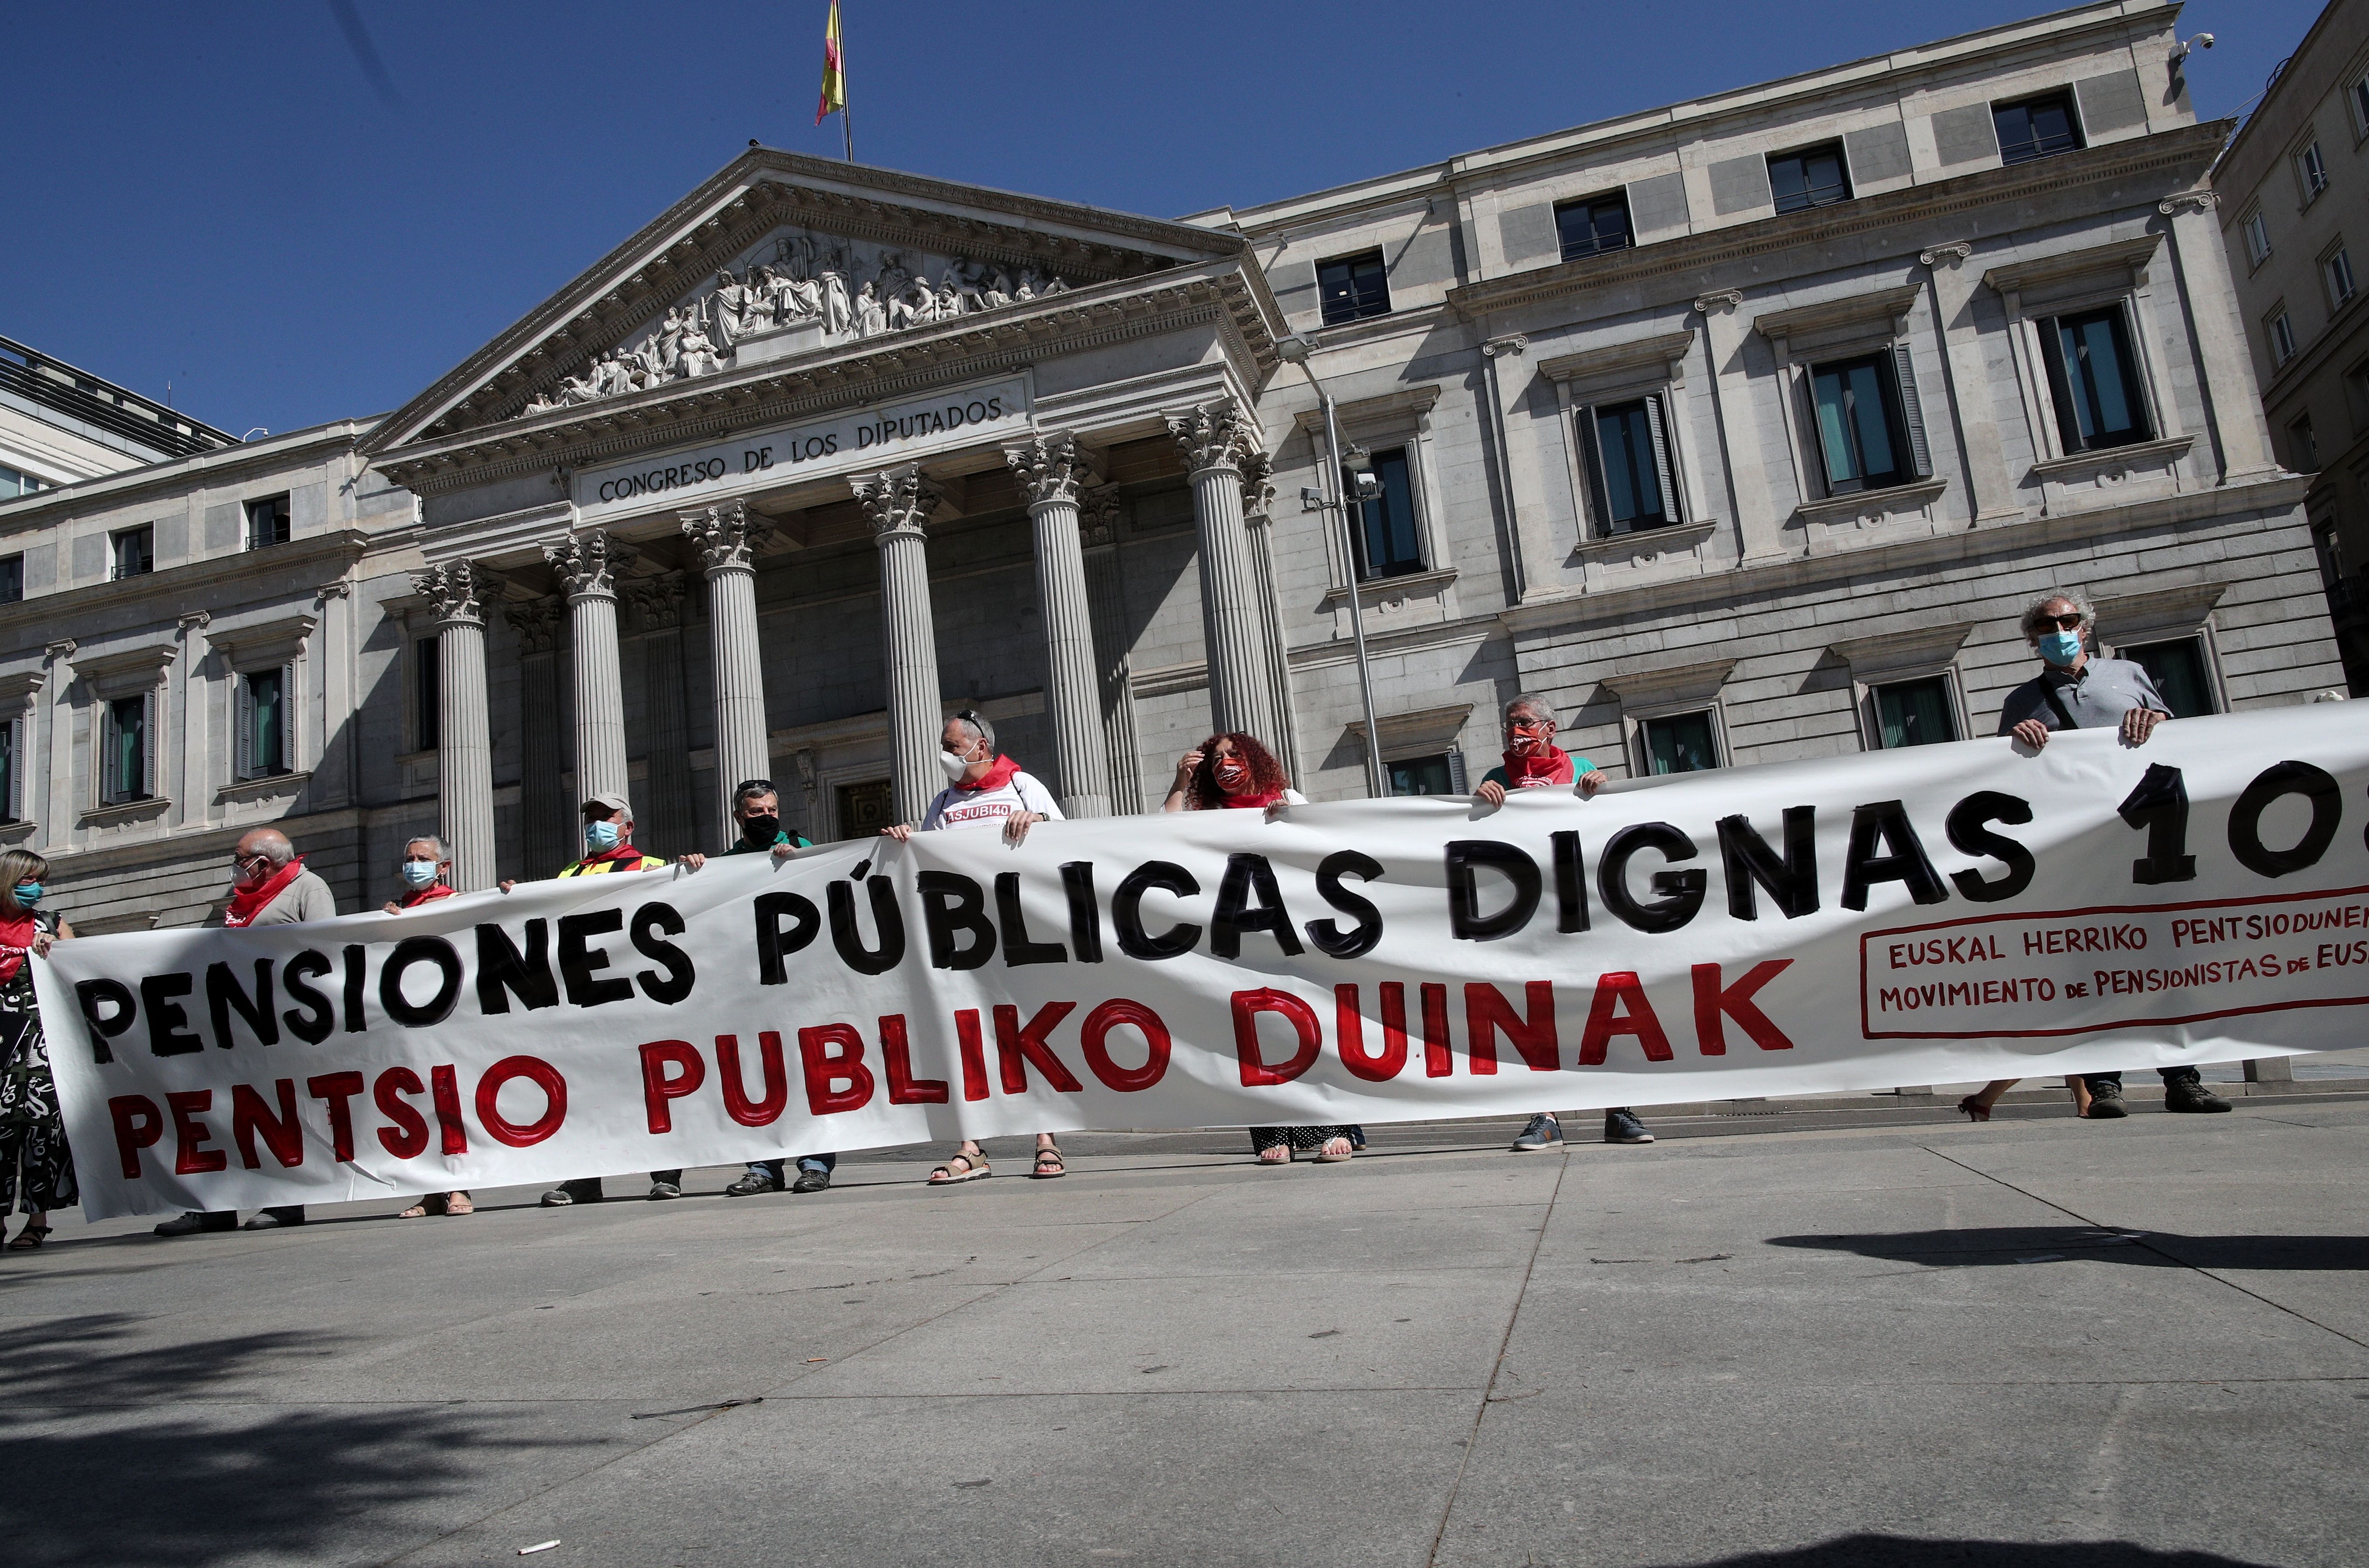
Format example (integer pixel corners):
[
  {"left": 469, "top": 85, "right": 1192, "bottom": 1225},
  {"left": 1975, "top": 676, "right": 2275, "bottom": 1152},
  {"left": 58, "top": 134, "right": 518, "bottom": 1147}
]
[{"left": 740, "top": 813, "right": 781, "bottom": 845}]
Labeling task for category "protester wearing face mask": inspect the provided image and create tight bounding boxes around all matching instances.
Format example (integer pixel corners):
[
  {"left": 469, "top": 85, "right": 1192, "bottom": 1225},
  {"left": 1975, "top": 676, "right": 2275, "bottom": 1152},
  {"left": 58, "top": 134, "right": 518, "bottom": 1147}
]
[
  {"left": 717, "top": 781, "right": 840, "bottom": 1199},
  {"left": 157, "top": 829, "right": 338, "bottom": 1235},
  {"left": 1995, "top": 590, "right": 2226, "bottom": 1120},
  {"left": 881, "top": 713, "right": 1069, "bottom": 1182},
  {"left": 524, "top": 794, "right": 707, "bottom": 1206},
  {"left": 0, "top": 851, "right": 76, "bottom": 1251},
  {"left": 382, "top": 835, "right": 458, "bottom": 913}
]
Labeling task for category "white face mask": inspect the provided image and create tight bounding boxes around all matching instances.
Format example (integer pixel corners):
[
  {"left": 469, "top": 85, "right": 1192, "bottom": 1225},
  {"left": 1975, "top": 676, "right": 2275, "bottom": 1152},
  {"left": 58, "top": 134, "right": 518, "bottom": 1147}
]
[{"left": 939, "top": 749, "right": 974, "bottom": 783}]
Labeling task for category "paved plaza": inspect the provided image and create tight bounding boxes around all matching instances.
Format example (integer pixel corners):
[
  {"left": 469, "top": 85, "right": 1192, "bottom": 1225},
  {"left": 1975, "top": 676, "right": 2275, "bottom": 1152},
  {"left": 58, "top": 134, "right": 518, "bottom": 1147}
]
[{"left": 5, "top": 1078, "right": 2366, "bottom": 1568}]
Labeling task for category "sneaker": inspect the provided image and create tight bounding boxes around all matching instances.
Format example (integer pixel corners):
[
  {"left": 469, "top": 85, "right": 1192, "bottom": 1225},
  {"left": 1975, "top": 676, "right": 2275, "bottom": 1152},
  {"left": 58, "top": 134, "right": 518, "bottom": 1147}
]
[
  {"left": 539, "top": 1187, "right": 576, "bottom": 1207},
  {"left": 791, "top": 1167, "right": 832, "bottom": 1195},
  {"left": 153, "top": 1211, "right": 231, "bottom": 1237},
  {"left": 2162, "top": 1069, "right": 2232, "bottom": 1114},
  {"left": 647, "top": 1181, "right": 683, "bottom": 1200},
  {"left": 2085, "top": 1079, "right": 2129, "bottom": 1119},
  {"left": 724, "top": 1170, "right": 780, "bottom": 1197},
  {"left": 240, "top": 1213, "right": 283, "bottom": 1230},
  {"left": 1604, "top": 1108, "right": 1655, "bottom": 1144},
  {"left": 1509, "top": 1113, "right": 1562, "bottom": 1152}
]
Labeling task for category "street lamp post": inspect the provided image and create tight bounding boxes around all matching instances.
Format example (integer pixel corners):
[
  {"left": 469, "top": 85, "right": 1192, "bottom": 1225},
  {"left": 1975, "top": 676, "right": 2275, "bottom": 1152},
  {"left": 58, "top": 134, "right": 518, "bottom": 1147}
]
[{"left": 1278, "top": 334, "right": 1387, "bottom": 798}]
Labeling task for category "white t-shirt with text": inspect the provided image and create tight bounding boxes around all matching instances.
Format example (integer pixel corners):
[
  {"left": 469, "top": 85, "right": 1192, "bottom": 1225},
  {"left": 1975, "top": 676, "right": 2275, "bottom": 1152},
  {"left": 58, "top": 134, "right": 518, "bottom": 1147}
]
[{"left": 920, "top": 770, "right": 1065, "bottom": 832}]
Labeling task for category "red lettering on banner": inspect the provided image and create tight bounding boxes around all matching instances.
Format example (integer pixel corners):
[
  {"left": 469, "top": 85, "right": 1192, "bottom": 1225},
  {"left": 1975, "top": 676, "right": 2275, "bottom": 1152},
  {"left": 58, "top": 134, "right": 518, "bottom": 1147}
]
[
  {"left": 1466, "top": 982, "right": 1559, "bottom": 1074},
  {"left": 881, "top": 1013, "right": 949, "bottom": 1104},
  {"left": 306, "top": 1072, "right": 364, "bottom": 1161},
  {"left": 1335, "top": 984, "right": 1407, "bottom": 1082},
  {"left": 1420, "top": 983, "right": 1452, "bottom": 1077},
  {"left": 430, "top": 1064, "right": 469, "bottom": 1155},
  {"left": 639, "top": 1040, "right": 706, "bottom": 1134},
  {"left": 799, "top": 1024, "right": 875, "bottom": 1115},
  {"left": 715, "top": 1032, "right": 790, "bottom": 1124},
  {"left": 231, "top": 1079, "right": 304, "bottom": 1169},
  {"left": 476, "top": 1056, "right": 567, "bottom": 1147},
  {"left": 374, "top": 1068, "right": 430, "bottom": 1158},
  {"left": 1079, "top": 999, "right": 1170, "bottom": 1092},
  {"left": 1577, "top": 973, "right": 1673, "bottom": 1065},
  {"left": 110, "top": 1094, "right": 163, "bottom": 1179},
  {"left": 996, "top": 1002, "right": 1083, "bottom": 1095},
  {"left": 1692, "top": 961, "right": 1795, "bottom": 1055},
  {"left": 1233, "top": 988, "right": 1321, "bottom": 1086},
  {"left": 955, "top": 1008, "right": 990, "bottom": 1102},
  {"left": 168, "top": 1089, "right": 226, "bottom": 1174}
]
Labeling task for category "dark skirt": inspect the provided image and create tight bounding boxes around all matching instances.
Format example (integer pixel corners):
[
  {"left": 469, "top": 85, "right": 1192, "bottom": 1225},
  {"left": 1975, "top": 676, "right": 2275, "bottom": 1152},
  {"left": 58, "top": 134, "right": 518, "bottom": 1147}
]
[{"left": 1247, "top": 1125, "right": 1352, "bottom": 1154}]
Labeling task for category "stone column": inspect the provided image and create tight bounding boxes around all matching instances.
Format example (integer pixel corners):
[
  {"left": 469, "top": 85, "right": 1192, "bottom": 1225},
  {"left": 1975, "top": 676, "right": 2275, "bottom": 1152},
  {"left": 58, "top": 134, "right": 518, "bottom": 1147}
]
[
  {"left": 1920, "top": 242, "right": 2024, "bottom": 523},
  {"left": 2158, "top": 190, "right": 2281, "bottom": 482},
  {"left": 1238, "top": 452, "right": 1302, "bottom": 780},
  {"left": 681, "top": 500, "right": 775, "bottom": 835},
  {"left": 545, "top": 530, "right": 632, "bottom": 809},
  {"left": 1694, "top": 291, "right": 1786, "bottom": 561},
  {"left": 1006, "top": 433, "right": 1114, "bottom": 818},
  {"left": 626, "top": 572, "right": 697, "bottom": 856},
  {"left": 1080, "top": 484, "right": 1147, "bottom": 814},
  {"left": 413, "top": 561, "right": 497, "bottom": 892},
  {"left": 1166, "top": 402, "right": 1280, "bottom": 743},
  {"left": 503, "top": 597, "right": 571, "bottom": 876},
  {"left": 852, "top": 465, "right": 945, "bottom": 827}
]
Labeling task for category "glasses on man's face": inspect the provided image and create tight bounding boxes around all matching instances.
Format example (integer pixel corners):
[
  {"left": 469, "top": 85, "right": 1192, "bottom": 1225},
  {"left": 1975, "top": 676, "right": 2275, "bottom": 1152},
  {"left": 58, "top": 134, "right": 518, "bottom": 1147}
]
[
  {"left": 2036, "top": 612, "right": 2085, "bottom": 632},
  {"left": 1509, "top": 720, "right": 1554, "bottom": 735}
]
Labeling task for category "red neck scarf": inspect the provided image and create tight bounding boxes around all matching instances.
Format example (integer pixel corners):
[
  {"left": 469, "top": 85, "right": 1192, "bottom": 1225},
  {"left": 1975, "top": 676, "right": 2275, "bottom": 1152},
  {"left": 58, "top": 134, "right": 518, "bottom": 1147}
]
[
  {"left": 1503, "top": 746, "right": 1575, "bottom": 788},
  {"left": 0, "top": 911, "right": 36, "bottom": 983},
  {"left": 576, "top": 842, "right": 647, "bottom": 868},
  {"left": 224, "top": 858, "right": 306, "bottom": 928},
  {"left": 399, "top": 884, "right": 459, "bottom": 909},
  {"left": 1219, "top": 787, "right": 1285, "bottom": 809},
  {"left": 952, "top": 754, "right": 1022, "bottom": 794}
]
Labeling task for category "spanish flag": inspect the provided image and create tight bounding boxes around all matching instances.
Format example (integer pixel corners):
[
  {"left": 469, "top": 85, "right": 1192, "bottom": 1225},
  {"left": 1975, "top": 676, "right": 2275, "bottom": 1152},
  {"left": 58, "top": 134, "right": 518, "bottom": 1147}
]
[{"left": 815, "top": 0, "right": 846, "bottom": 127}]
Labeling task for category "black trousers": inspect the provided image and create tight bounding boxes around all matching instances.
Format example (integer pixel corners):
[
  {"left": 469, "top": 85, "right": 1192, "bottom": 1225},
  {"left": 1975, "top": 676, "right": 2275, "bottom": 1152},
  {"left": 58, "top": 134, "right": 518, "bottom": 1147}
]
[
  {"left": 556, "top": 1174, "right": 677, "bottom": 1201},
  {"left": 2082, "top": 1068, "right": 2200, "bottom": 1090}
]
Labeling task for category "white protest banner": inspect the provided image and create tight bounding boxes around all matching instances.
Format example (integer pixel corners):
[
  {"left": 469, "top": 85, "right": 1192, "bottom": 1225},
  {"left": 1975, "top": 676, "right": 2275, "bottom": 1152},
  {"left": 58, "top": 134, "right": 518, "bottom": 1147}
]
[{"left": 36, "top": 703, "right": 2369, "bottom": 1219}]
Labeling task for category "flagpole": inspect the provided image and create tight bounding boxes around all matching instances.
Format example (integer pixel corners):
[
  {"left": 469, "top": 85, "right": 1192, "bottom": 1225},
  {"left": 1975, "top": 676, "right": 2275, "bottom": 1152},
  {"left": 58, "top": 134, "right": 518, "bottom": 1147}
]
[{"left": 843, "top": 103, "right": 854, "bottom": 163}]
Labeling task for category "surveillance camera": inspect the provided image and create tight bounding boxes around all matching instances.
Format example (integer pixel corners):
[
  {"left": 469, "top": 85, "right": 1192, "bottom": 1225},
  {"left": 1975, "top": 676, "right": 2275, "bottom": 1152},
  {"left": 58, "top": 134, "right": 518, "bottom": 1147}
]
[{"left": 2196, "top": 32, "right": 2214, "bottom": 48}]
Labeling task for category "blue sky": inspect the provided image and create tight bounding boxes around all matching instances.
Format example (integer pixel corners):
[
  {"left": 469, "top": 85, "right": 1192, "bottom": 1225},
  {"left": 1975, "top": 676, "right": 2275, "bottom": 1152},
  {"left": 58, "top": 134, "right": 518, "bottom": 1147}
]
[{"left": 0, "top": 0, "right": 2317, "bottom": 438}]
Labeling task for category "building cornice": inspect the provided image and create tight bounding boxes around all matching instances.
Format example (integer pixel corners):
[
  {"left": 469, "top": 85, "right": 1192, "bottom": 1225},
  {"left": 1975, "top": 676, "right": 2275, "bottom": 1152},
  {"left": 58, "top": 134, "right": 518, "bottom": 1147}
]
[
  {"left": 0, "top": 528, "right": 372, "bottom": 642},
  {"left": 1447, "top": 123, "right": 2232, "bottom": 323},
  {"left": 0, "top": 420, "right": 376, "bottom": 533}
]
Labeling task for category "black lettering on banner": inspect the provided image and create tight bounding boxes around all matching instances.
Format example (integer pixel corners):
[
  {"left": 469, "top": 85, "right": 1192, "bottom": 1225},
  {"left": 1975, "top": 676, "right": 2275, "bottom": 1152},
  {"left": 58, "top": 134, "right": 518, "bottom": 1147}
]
[
  {"left": 1060, "top": 862, "right": 1104, "bottom": 963},
  {"left": 629, "top": 902, "right": 697, "bottom": 1003},
  {"left": 1550, "top": 832, "right": 1590, "bottom": 934},
  {"left": 2116, "top": 764, "right": 2198, "bottom": 886},
  {"left": 281, "top": 950, "right": 336, "bottom": 1044},
  {"left": 205, "top": 959, "right": 279, "bottom": 1049},
  {"left": 2228, "top": 761, "right": 2342, "bottom": 878},
  {"left": 1305, "top": 850, "right": 1384, "bottom": 959},
  {"left": 996, "top": 873, "right": 1068, "bottom": 966},
  {"left": 1944, "top": 791, "right": 2036, "bottom": 903},
  {"left": 1113, "top": 861, "right": 1201, "bottom": 960},
  {"left": 1839, "top": 801, "right": 1948, "bottom": 912},
  {"left": 917, "top": 871, "right": 997, "bottom": 970},
  {"left": 754, "top": 892, "right": 821, "bottom": 984},
  {"left": 476, "top": 921, "right": 561, "bottom": 1014},
  {"left": 140, "top": 973, "right": 203, "bottom": 1056},
  {"left": 74, "top": 978, "right": 136, "bottom": 1063},
  {"left": 341, "top": 944, "right": 368, "bottom": 1033},
  {"left": 557, "top": 910, "right": 636, "bottom": 1007},
  {"left": 829, "top": 877, "right": 907, "bottom": 975},
  {"left": 1445, "top": 842, "right": 1542, "bottom": 941},
  {"left": 1212, "top": 854, "right": 1305, "bottom": 959},
  {"left": 379, "top": 936, "right": 464, "bottom": 1027},
  {"left": 1717, "top": 808, "right": 1819, "bottom": 920},
  {"left": 1598, "top": 824, "right": 1706, "bottom": 933}
]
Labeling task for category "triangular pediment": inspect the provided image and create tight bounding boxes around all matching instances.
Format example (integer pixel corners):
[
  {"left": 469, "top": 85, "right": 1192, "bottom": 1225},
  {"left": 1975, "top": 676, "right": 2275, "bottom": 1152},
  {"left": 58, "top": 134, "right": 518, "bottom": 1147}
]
[{"left": 363, "top": 149, "right": 1268, "bottom": 468}]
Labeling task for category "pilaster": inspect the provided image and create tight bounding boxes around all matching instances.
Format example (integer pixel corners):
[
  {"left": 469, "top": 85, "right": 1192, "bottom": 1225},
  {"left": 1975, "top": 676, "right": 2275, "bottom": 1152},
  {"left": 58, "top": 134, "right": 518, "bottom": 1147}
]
[
  {"left": 1693, "top": 290, "right": 1786, "bottom": 560},
  {"left": 2156, "top": 190, "right": 2280, "bottom": 483},
  {"left": 1920, "top": 242, "right": 2023, "bottom": 522},
  {"left": 503, "top": 596, "right": 571, "bottom": 876},
  {"left": 626, "top": 571, "right": 697, "bottom": 855}
]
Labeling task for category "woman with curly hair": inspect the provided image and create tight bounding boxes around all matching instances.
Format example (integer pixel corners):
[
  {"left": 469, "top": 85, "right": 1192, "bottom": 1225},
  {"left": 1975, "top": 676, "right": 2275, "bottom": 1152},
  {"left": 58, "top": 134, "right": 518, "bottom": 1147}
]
[
  {"left": 1163, "top": 733, "right": 1350, "bottom": 1166},
  {"left": 0, "top": 850, "right": 76, "bottom": 1249}
]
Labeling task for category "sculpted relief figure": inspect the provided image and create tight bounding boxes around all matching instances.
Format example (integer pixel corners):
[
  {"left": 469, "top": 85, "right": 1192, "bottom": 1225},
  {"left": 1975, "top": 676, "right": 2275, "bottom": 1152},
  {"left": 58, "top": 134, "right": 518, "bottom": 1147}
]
[
  {"left": 856, "top": 280, "right": 887, "bottom": 336},
  {"left": 709, "top": 270, "right": 750, "bottom": 347},
  {"left": 677, "top": 319, "right": 723, "bottom": 377}
]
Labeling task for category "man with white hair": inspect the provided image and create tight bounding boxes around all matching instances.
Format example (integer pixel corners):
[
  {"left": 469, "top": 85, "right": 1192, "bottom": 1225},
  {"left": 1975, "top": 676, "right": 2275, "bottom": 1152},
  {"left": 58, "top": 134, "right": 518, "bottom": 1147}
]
[
  {"left": 1997, "top": 588, "right": 2229, "bottom": 1118},
  {"left": 383, "top": 834, "right": 457, "bottom": 913},
  {"left": 154, "top": 828, "right": 337, "bottom": 1235}
]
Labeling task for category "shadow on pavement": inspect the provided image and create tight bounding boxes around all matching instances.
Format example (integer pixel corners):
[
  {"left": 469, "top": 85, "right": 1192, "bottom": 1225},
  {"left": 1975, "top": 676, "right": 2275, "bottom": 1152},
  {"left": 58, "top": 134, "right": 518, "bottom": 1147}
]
[
  {"left": 1766, "top": 1227, "right": 2369, "bottom": 1271},
  {"left": 0, "top": 1313, "right": 578, "bottom": 1568},
  {"left": 1662, "top": 1539, "right": 2273, "bottom": 1566}
]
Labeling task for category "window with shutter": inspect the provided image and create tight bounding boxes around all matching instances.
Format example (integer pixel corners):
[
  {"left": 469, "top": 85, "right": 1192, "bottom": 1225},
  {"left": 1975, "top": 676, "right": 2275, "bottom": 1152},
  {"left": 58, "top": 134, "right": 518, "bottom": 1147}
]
[
  {"left": 0, "top": 716, "right": 17, "bottom": 823},
  {"left": 142, "top": 691, "right": 156, "bottom": 801},
  {"left": 1807, "top": 351, "right": 1917, "bottom": 495},
  {"left": 278, "top": 661, "right": 295, "bottom": 773},
  {"left": 1891, "top": 344, "right": 1933, "bottom": 478},
  {"left": 1581, "top": 397, "right": 1680, "bottom": 535},
  {"left": 235, "top": 672, "right": 254, "bottom": 779}
]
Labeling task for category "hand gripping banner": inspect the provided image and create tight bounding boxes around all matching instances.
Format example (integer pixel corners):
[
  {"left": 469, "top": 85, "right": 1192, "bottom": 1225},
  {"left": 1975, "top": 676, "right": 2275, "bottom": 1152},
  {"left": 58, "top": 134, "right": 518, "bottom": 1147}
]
[{"left": 37, "top": 704, "right": 2369, "bottom": 1218}]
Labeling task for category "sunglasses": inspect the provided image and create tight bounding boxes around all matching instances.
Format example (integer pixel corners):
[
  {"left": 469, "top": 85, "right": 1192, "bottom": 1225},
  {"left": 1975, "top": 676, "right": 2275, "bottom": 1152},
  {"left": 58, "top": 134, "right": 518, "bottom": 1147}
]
[{"left": 2035, "top": 613, "right": 2086, "bottom": 632}]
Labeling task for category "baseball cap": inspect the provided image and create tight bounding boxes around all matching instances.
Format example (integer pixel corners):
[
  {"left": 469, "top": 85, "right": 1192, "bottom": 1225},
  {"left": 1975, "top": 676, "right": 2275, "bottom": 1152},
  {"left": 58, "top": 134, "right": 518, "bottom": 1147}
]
[{"left": 581, "top": 792, "right": 632, "bottom": 818}]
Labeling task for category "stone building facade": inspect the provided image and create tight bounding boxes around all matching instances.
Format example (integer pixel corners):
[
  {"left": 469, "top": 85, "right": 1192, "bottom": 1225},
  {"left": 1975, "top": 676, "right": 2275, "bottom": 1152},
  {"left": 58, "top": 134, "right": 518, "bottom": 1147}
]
[
  {"left": 0, "top": 0, "right": 2343, "bottom": 931},
  {"left": 2216, "top": 0, "right": 2369, "bottom": 687}
]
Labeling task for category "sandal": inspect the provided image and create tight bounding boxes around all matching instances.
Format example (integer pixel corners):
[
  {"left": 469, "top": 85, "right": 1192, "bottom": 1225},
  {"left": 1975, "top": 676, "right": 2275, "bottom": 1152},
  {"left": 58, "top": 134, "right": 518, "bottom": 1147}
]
[
  {"left": 7, "top": 1224, "right": 52, "bottom": 1249},
  {"left": 397, "top": 1201, "right": 431, "bottom": 1219},
  {"left": 444, "top": 1192, "right": 474, "bottom": 1215},
  {"left": 928, "top": 1150, "right": 991, "bottom": 1184},
  {"left": 1032, "top": 1145, "right": 1066, "bottom": 1179},
  {"left": 1257, "top": 1145, "right": 1292, "bottom": 1165},
  {"left": 1313, "top": 1137, "right": 1354, "bottom": 1163}
]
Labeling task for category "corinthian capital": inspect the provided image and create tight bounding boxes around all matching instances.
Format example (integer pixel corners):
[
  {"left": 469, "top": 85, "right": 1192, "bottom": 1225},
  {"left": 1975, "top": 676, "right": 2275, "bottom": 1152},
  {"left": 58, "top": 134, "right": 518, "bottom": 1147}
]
[
  {"left": 414, "top": 560, "right": 493, "bottom": 627},
  {"left": 1079, "top": 483, "right": 1122, "bottom": 547},
  {"left": 545, "top": 530, "right": 630, "bottom": 599},
  {"left": 1237, "top": 450, "right": 1277, "bottom": 522},
  {"left": 851, "top": 464, "right": 944, "bottom": 540},
  {"left": 503, "top": 595, "right": 561, "bottom": 654},
  {"left": 625, "top": 571, "right": 687, "bottom": 631},
  {"left": 1165, "top": 402, "right": 1259, "bottom": 477},
  {"left": 680, "top": 499, "right": 772, "bottom": 575},
  {"left": 1005, "top": 432, "right": 1098, "bottom": 509}
]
